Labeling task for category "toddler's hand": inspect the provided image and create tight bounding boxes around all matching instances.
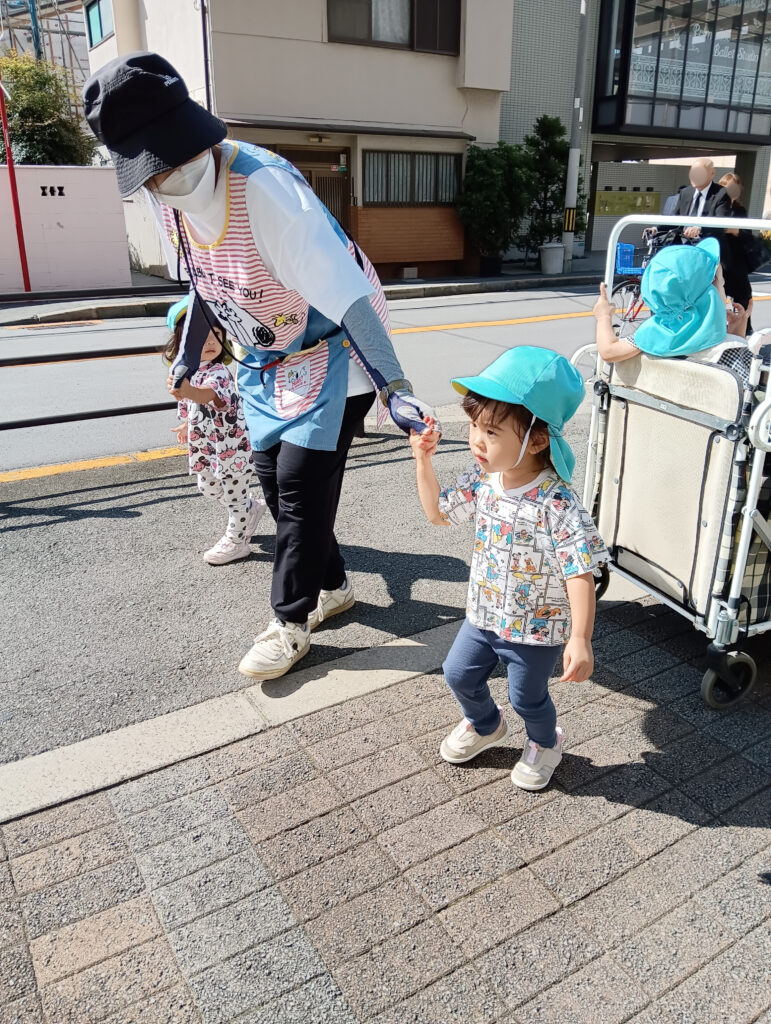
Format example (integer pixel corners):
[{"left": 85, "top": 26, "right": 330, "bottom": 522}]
[
  {"left": 593, "top": 283, "right": 615, "bottom": 322},
  {"left": 409, "top": 420, "right": 440, "bottom": 458},
  {"left": 167, "top": 374, "right": 192, "bottom": 401},
  {"left": 560, "top": 637, "right": 594, "bottom": 683},
  {"left": 727, "top": 299, "right": 751, "bottom": 338},
  {"left": 170, "top": 423, "right": 187, "bottom": 443}
]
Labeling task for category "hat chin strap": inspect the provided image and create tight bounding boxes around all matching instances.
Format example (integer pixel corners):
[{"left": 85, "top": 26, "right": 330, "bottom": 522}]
[{"left": 512, "top": 414, "right": 536, "bottom": 469}]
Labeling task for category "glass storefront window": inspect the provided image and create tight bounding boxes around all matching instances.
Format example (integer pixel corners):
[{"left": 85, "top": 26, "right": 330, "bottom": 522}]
[
  {"left": 655, "top": 2, "right": 689, "bottom": 102},
  {"left": 629, "top": 0, "right": 662, "bottom": 98},
  {"left": 733, "top": 6, "right": 765, "bottom": 106},
  {"left": 756, "top": 28, "right": 771, "bottom": 109},
  {"left": 596, "top": 0, "right": 771, "bottom": 142},
  {"left": 682, "top": 0, "right": 713, "bottom": 106},
  {"left": 707, "top": 1, "right": 742, "bottom": 107}
]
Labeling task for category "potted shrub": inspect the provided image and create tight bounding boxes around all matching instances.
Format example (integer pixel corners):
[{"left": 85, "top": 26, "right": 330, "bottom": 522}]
[
  {"left": 518, "top": 115, "right": 572, "bottom": 273},
  {"left": 456, "top": 142, "right": 532, "bottom": 276}
]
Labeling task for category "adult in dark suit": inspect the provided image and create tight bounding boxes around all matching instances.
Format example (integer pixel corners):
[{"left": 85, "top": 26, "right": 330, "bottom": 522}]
[
  {"left": 650, "top": 158, "right": 731, "bottom": 241},
  {"left": 673, "top": 158, "right": 732, "bottom": 239}
]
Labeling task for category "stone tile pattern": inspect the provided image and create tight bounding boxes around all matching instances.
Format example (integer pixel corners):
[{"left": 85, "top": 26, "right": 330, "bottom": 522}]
[{"left": 1, "top": 602, "right": 770, "bottom": 1023}]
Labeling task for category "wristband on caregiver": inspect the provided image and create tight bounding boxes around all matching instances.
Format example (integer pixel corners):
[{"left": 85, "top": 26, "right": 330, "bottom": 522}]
[{"left": 379, "top": 377, "right": 413, "bottom": 407}]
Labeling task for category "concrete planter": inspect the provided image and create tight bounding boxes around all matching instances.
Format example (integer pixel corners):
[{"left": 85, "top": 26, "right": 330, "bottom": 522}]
[{"left": 539, "top": 242, "right": 565, "bottom": 275}]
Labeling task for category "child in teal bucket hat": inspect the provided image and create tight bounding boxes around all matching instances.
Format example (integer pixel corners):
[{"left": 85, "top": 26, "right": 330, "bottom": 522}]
[
  {"left": 594, "top": 238, "right": 760, "bottom": 383},
  {"left": 409, "top": 346, "right": 609, "bottom": 791}
]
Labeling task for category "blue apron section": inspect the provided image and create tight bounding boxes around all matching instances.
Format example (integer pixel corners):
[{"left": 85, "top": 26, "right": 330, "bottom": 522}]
[{"left": 225, "top": 143, "right": 359, "bottom": 453}]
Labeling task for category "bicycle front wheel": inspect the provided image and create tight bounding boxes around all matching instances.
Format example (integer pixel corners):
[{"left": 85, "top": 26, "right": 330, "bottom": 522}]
[{"left": 612, "top": 280, "right": 649, "bottom": 340}]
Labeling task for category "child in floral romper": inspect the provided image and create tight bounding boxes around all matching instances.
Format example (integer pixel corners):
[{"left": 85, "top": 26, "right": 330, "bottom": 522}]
[
  {"left": 409, "top": 346, "right": 609, "bottom": 790},
  {"left": 164, "top": 299, "right": 266, "bottom": 565}
]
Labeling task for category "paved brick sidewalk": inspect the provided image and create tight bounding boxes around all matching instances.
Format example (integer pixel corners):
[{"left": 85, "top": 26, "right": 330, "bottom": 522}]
[{"left": 2, "top": 599, "right": 771, "bottom": 1024}]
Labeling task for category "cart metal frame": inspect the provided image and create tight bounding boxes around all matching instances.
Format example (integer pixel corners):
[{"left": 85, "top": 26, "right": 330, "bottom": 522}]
[{"left": 572, "top": 214, "right": 771, "bottom": 707}]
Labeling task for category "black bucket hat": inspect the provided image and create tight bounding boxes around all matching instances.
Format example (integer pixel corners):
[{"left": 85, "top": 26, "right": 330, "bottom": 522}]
[{"left": 83, "top": 51, "right": 227, "bottom": 198}]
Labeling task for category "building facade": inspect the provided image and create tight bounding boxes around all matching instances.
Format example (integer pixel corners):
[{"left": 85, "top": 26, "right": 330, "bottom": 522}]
[
  {"left": 500, "top": 0, "right": 771, "bottom": 252},
  {"left": 83, "top": 0, "right": 514, "bottom": 279}
]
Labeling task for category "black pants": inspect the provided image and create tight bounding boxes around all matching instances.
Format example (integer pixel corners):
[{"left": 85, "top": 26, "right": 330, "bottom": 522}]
[{"left": 251, "top": 392, "right": 374, "bottom": 624}]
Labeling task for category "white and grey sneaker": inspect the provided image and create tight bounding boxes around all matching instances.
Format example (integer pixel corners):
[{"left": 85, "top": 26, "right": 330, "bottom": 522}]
[
  {"left": 511, "top": 727, "right": 565, "bottom": 791},
  {"left": 238, "top": 619, "right": 310, "bottom": 679},
  {"left": 439, "top": 707, "right": 508, "bottom": 764},
  {"left": 203, "top": 535, "right": 251, "bottom": 565},
  {"left": 308, "top": 575, "right": 355, "bottom": 631}
]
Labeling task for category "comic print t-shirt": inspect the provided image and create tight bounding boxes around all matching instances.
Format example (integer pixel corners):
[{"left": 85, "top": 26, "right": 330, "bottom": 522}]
[{"left": 438, "top": 466, "right": 609, "bottom": 645}]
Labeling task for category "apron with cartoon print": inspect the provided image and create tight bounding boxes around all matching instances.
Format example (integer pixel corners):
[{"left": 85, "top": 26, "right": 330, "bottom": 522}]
[{"left": 160, "top": 142, "right": 390, "bottom": 452}]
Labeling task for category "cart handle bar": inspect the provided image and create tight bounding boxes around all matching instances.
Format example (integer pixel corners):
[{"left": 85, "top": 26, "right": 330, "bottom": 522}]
[{"left": 604, "top": 214, "right": 771, "bottom": 293}]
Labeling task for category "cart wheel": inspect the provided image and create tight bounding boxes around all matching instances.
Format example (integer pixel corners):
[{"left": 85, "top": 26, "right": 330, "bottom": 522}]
[
  {"left": 595, "top": 563, "right": 610, "bottom": 600},
  {"left": 701, "top": 651, "right": 757, "bottom": 709}
]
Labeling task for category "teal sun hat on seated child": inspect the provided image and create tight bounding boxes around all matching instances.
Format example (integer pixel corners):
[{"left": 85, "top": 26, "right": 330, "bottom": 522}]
[
  {"left": 166, "top": 296, "right": 189, "bottom": 331},
  {"left": 451, "top": 346, "right": 585, "bottom": 482},
  {"left": 633, "top": 237, "right": 727, "bottom": 357}
]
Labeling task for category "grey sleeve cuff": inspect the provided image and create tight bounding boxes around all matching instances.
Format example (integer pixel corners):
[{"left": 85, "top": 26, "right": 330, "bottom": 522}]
[{"left": 341, "top": 295, "right": 404, "bottom": 388}]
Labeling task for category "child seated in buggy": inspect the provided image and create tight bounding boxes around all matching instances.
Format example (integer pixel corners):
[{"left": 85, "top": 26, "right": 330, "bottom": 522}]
[{"left": 593, "top": 238, "right": 768, "bottom": 385}]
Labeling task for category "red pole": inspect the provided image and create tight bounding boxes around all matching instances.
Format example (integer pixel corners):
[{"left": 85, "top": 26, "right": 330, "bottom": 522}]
[{"left": 0, "top": 71, "right": 31, "bottom": 292}]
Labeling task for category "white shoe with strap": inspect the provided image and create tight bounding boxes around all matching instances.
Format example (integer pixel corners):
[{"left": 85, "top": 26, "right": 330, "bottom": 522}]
[
  {"left": 439, "top": 707, "right": 508, "bottom": 764},
  {"left": 238, "top": 619, "right": 310, "bottom": 679},
  {"left": 308, "top": 576, "right": 355, "bottom": 631},
  {"left": 511, "top": 727, "right": 565, "bottom": 791}
]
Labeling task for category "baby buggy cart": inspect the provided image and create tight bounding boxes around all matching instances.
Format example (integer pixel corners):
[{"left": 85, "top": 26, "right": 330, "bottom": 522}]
[{"left": 573, "top": 214, "right": 771, "bottom": 709}]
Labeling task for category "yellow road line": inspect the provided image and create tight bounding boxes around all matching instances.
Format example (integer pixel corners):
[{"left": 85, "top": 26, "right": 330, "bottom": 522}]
[
  {"left": 0, "top": 446, "right": 186, "bottom": 484},
  {"left": 392, "top": 310, "right": 597, "bottom": 334}
]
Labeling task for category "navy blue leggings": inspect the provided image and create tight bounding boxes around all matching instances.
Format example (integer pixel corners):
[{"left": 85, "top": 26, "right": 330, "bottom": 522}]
[{"left": 443, "top": 619, "right": 562, "bottom": 747}]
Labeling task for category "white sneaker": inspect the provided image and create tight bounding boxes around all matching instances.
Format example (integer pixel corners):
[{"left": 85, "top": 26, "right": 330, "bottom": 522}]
[
  {"left": 511, "top": 727, "right": 565, "bottom": 791},
  {"left": 440, "top": 707, "right": 508, "bottom": 764},
  {"left": 203, "top": 498, "right": 266, "bottom": 565},
  {"left": 308, "top": 575, "right": 355, "bottom": 631},
  {"left": 203, "top": 535, "right": 251, "bottom": 565},
  {"left": 238, "top": 619, "right": 310, "bottom": 679}
]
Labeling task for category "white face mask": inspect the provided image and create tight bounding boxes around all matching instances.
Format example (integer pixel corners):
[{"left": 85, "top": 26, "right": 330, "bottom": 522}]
[{"left": 148, "top": 150, "right": 215, "bottom": 213}]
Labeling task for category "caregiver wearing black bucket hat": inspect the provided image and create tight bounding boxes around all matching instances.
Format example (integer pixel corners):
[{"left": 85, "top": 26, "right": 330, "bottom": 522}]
[{"left": 84, "top": 51, "right": 439, "bottom": 680}]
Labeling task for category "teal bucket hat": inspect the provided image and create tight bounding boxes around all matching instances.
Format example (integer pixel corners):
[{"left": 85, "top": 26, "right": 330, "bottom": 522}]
[
  {"left": 451, "top": 346, "right": 585, "bottom": 482},
  {"left": 633, "top": 237, "right": 727, "bottom": 357},
  {"left": 166, "top": 296, "right": 189, "bottom": 331}
]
